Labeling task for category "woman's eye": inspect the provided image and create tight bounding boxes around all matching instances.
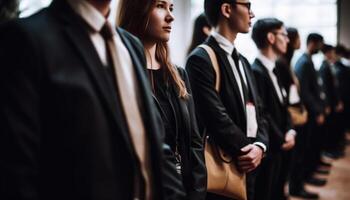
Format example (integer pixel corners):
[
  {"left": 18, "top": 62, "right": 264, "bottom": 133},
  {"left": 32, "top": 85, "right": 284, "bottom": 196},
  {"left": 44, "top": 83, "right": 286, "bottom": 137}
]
[{"left": 156, "top": 4, "right": 165, "bottom": 9}]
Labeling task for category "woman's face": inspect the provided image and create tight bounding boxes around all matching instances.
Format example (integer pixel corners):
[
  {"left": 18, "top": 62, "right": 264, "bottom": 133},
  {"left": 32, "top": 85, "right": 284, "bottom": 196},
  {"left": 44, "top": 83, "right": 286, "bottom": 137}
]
[
  {"left": 145, "top": 0, "right": 174, "bottom": 43},
  {"left": 293, "top": 34, "right": 301, "bottom": 50}
]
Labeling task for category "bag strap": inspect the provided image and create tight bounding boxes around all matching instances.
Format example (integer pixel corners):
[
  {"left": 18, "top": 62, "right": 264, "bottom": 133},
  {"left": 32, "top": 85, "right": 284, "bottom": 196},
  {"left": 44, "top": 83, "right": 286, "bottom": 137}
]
[
  {"left": 199, "top": 45, "right": 233, "bottom": 163},
  {"left": 199, "top": 44, "right": 220, "bottom": 92}
]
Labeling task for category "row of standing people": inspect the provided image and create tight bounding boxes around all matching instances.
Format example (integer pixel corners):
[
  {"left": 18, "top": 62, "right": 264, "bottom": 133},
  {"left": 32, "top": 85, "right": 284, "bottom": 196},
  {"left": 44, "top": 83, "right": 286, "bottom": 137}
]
[{"left": 1, "top": 0, "right": 350, "bottom": 200}]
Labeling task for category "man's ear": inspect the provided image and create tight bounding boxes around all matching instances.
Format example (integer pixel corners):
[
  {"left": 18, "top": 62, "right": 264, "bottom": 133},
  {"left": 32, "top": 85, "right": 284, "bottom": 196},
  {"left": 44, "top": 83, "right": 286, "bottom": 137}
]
[
  {"left": 221, "top": 3, "right": 232, "bottom": 19},
  {"left": 267, "top": 32, "right": 276, "bottom": 45}
]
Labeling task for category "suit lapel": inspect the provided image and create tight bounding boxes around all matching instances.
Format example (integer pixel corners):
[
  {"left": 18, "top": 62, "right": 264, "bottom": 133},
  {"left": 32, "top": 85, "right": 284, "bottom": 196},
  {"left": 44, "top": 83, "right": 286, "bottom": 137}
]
[
  {"left": 61, "top": 11, "right": 135, "bottom": 153},
  {"left": 255, "top": 59, "right": 284, "bottom": 107},
  {"left": 207, "top": 37, "right": 246, "bottom": 111},
  {"left": 240, "top": 56, "right": 259, "bottom": 105}
]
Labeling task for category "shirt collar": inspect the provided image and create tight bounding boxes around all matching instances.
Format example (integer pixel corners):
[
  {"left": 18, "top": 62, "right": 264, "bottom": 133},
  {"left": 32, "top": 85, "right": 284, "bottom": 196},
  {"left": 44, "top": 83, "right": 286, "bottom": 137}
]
[
  {"left": 212, "top": 31, "right": 235, "bottom": 55},
  {"left": 67, "top": 0, "right": 112, "bottom": 33},
  {"left": 257, "top": 53, "right": 276, "bottom": 72}
]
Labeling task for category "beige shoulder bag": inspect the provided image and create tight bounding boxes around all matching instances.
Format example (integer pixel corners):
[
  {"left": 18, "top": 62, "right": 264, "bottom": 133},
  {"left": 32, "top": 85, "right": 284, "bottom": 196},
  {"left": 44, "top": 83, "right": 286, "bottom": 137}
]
[{"left": 199, "top": 44, "right": 247, "bottom": 200}]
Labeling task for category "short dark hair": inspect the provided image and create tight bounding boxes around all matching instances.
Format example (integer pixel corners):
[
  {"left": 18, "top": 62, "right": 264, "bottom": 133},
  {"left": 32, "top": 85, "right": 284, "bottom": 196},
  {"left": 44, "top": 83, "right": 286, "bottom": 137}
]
[
  {"left": 251, "top": 18, "right": 284, "bottom": 49},
  {"left": 204, "top": 0, "right": 235, "bottom": 27},
  {"left": 321, "top": 44, "right": 334, "bottom": 54},
  {"left": 306, "top": 33, "right": 324, "bottom": 45}
]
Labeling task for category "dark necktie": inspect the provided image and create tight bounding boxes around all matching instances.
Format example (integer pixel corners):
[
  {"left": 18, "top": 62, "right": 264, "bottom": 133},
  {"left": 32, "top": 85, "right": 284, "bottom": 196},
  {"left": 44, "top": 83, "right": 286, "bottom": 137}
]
[{"left": 232, "top": 49, "right": 249, "bottom": 103}]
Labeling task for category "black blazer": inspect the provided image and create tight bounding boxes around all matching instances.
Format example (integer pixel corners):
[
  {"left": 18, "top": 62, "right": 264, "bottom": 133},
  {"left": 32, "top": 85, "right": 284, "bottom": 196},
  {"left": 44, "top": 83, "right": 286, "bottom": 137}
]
[
  {"left": 252, "top": 59, "right": 293, "bottom": 152},
  {"left": 0, "top": 1, "right": 185, "bottom": 200},
  {"left": 319, "top": 60, "right": 341, "bottom": 111},
  {"left": 185, "top": 36, "right": 268, "bottom": 158},
  {"left": 152, "top": 67, "right": 207, "bottom": 200},
  {"left": 334, "top": 61, "right": 350, "bottom": 114},
  {"left": 294, "top": 53, "right": 324, "bottom": 118}
]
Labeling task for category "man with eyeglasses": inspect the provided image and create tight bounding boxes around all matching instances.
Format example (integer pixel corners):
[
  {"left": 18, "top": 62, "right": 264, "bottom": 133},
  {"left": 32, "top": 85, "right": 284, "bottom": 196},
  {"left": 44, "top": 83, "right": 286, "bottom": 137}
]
[
  {"left": 186, "top": 0, "right": 269, "bottom": 199},
  {"left": 251, "top": 18, "right": 296, "bottom": 200}
]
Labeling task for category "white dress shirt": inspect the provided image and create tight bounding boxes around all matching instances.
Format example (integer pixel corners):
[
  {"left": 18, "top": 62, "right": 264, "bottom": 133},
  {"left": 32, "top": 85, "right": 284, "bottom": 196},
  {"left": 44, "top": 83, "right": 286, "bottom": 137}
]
[{"left": 257, "top": 54, "right": 284, "bottom": 103}]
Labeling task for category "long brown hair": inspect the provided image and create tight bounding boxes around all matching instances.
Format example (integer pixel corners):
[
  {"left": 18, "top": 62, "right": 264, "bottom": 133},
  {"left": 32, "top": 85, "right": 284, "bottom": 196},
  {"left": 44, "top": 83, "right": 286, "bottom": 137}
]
[{"left": 117, "top": 0, "right": 188, "bottom": 98}]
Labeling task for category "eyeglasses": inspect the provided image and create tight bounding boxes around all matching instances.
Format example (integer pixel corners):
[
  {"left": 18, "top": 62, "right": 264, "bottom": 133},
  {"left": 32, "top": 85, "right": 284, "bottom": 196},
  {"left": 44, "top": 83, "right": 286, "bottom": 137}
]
[
  {"left": 273, "top": 32, "right": 289, "bottom": 38},
  {"left": 235, "top": 1, "right": 251, "bottom": 11}
]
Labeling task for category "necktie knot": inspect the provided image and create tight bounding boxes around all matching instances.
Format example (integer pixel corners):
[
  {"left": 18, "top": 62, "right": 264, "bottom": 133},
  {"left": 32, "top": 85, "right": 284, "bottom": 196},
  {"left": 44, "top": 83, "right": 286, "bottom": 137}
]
[
  {"left": 272, "top": 67, "right": 278, "bottom": 76},
  {"left": 100, "top": 21, "right": 114, "bottom": 40}
]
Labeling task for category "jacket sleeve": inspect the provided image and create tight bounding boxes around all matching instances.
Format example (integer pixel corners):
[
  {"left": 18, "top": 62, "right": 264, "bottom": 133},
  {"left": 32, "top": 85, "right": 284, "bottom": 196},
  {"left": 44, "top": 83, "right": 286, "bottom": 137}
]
[
  {"left": 295, "top": 60, "right": 324, "bottom": 116},
  {"left": 0, "top": 21, "right": 43, "bottom": 200},
  {"left": 185, "top": 49, "right": 251, "bottom": 158}
]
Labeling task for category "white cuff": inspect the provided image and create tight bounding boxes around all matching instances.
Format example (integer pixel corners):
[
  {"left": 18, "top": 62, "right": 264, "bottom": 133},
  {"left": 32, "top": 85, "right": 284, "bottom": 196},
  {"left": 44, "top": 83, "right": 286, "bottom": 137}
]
[
  {"left": 286, "top": 129, "right": 297, "bottom": 137},
  {"left": 253, "top": 142, "right": 267, "bottom": 152}
]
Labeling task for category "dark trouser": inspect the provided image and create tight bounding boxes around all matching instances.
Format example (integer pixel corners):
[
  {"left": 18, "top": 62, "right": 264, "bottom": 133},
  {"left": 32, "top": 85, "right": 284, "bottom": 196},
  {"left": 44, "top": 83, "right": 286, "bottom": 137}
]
[
  {"left": 304, "top": 119, "right": 324, "bottom": 179},
  {"left": 289, "top": 125, "right": 309, "bottom": 192},
  {"left": 273, "top": 150, "right": 292, "bottom": 200},
  {"left": 253, "top": 152, "right": 282, "bottom": 200},
  {"left": 324, "top": 112, "right": 344, "bottom": 152}
]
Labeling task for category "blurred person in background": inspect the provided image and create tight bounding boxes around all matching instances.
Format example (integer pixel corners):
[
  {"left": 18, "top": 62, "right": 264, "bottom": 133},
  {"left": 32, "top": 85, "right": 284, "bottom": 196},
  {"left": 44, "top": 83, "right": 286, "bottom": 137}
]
[
  {"left": 187, "top": 13, "right": 212, "bottom": 55},
  {"left": 319, "top": 44, "right": 345, "bottom": 160},
  {"left": 292, "top": 33, "right": 327, "bottom": 199},
  {"left": 333, "top": 44, "right": 350, "bottom": 156}
]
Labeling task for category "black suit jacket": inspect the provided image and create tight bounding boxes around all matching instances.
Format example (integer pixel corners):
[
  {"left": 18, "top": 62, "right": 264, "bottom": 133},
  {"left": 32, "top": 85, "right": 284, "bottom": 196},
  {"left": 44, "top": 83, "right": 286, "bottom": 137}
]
[
  {"left": 252, "top": 59, "right": 293, "bottom": 152},
  {"left": 294, "top": 53, "right": 324, "bottom": 118},
  {"left": 152, "top": 67, "right": 207, "bottom": 200},
  {"left": 0, "top": 1, "right": 185, "bottom": 200},
  {"left": 334, "top": 61, "right": 350, "bottom": 114},
  {"left": 319, "top": 60, "right": 341, "bottom": 111},
  {"left": 185, "top": 36, "right": 268, "bottom": 158}
]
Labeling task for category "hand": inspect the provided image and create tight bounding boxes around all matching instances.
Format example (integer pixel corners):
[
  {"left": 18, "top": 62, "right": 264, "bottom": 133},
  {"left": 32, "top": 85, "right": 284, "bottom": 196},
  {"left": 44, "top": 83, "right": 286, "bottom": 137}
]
[
  {"left": 281, "top": 132, "right": 295, "bottom": 151},
  {"left": 336, "top": 101, "right": 344, "bottom": 113},
  {"left": 325, "top": 106, "right": 331, "bottom": 115},
  {"left": 316, "top": 114, "right": 325, "bottom": 125},
  {"left": 238, "top": 144, "right": 263, "bottom": 173}
]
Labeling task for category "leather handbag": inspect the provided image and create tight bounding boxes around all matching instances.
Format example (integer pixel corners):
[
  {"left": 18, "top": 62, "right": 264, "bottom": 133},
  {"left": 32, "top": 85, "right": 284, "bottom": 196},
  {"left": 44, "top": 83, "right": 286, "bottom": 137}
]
[
  {"left": 199, "top": 44, "right": 247, "bottom": 200},
  {"left": 288, "top": 73, "right": 308, "bottom": 126},
  {"left": 288, "top": 105, "right": 308, "bottom": 126}
]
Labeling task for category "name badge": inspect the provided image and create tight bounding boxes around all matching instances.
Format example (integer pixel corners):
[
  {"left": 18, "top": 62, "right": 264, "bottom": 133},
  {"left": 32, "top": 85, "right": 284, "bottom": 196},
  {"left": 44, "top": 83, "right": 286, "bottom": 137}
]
[
  {"left": 289, "top": 84, "right": 300, "bottom": 104},
  {"left": 246, "top": 102, "right": 258, "bottom": 138}
]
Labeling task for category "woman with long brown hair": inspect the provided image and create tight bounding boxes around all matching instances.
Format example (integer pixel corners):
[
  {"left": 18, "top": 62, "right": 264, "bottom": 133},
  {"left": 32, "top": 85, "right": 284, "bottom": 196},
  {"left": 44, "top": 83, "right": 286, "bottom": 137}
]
[{"left": 118, "top": 0, "right": 207, "bottom": 199}]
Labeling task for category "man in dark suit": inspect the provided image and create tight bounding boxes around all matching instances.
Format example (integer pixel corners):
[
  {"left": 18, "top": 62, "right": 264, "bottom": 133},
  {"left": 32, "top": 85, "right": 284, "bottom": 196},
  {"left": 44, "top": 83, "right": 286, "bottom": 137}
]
[
  {"left": 290, "top": 33, "right": 326, "bottom": 199},
  {"left": 0, "top": 0, "right": 185, "bottom": 200},
  {"left": 319, "top": 44, "right": 345, "bottom": 158},
  {"left": 333, "top": 45, "right": 350, "bottom": 157},
  {"left": 186, "top": 0, "right": 268, "bottom": 199},
  {"left": 251, "top": 18, "right": 296, "bottom": 200}
]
